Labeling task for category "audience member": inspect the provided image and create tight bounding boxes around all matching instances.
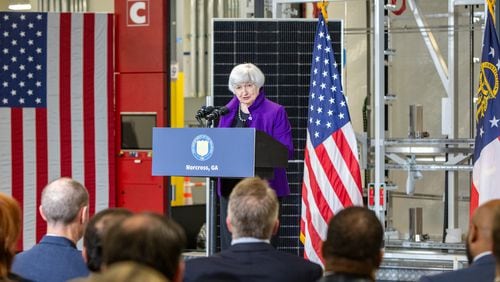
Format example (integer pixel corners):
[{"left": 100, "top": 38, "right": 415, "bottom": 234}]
[
  {"left": 418, "top": 199, "right": 500, "bottom": 282},
  {"left": 493, "top": 204, "right": 500, "bottom": 282},
  {"left": 82, "top": 208, "right": 132, "bottom": 272},
  {"left": 12, "top": 178, "right": 90, "bottom": 282},
  {"left": 319, "top": 206, "right": 383, "bottom": 282},
  {"left": 0, "top": 193, "right": 30, "bottom": 282},
  {"left": 72, "top": 262, "right": 168, "bottom": 282},
  {"left": 184, "top": 177, "right": 322, "bottom": 282},
  {"left": 102, "top": 212, "right": 186, "bottom": 282}
]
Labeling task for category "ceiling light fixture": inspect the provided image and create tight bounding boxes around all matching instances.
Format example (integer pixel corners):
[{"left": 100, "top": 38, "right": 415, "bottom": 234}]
[{"left": 8, "top": 1, "right": 32, "bottom": 11}]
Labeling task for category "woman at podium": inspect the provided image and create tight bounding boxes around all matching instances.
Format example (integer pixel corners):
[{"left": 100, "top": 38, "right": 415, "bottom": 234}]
[{"left": 217, "top": 63, "right": 294, "bottom": 250}]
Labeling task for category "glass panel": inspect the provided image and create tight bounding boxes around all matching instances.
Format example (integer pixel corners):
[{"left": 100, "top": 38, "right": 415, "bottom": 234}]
[{"left": 121, "top": 114, "right": 156, "bottom": 150}]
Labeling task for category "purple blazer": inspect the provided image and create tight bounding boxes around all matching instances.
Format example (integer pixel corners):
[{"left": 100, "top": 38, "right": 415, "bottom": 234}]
[{"left": 218, "top": 90, "right": 294, "bottom": 197}]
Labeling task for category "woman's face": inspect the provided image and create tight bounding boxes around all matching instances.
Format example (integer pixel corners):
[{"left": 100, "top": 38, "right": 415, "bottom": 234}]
[{"left": 234, "top": 83, "right": 259, "bottom": 107}]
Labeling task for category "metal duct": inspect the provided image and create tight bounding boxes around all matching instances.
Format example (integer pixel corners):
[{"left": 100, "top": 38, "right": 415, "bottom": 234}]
[
  {"left": 189, "top": 0, "right": 198, "bottom": 97},
  {"left": 233, "top": 0, "right": 240, "bottom": 17},
  {"left": 197, "top": 0, "right": 206, "bottom": 97},
  {"left": 217, "top": 0, "right": 224, "bottom": 17},
  {"left": 207, "top": 0, "right": 214, "bottom": 95},
  {"left": 226, "top": 0, "right": 232, "bottom": 17},
  {"left": 184, "top": 0, "right": 242, "bottom": 97}
]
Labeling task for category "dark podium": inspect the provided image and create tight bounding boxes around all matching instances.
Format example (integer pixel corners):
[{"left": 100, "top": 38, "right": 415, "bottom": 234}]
[{"left": 152, "top": 127, "right": 288, "bottom": 254}]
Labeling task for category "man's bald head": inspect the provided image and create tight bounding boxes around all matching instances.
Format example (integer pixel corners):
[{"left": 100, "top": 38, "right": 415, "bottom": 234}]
[
  {"left": 41, "top": 177, "right": 89, "bottom": 225},
  {"left": 467, "top": 199, "right": 500, "bottom": 262},
  {"left": 322, "top": 206, "right": 383, "bottom": 278},
  {"left": 493, "top": 205, "right": 500, "bottom": 261},
  {"left": 471, "top": 200, "right": 500, "bottom": 240}
]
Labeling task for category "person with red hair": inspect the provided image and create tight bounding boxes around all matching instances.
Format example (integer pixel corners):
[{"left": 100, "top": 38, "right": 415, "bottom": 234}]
[{"left": 0, "top": 192, "right": 29, "bottom": 281}]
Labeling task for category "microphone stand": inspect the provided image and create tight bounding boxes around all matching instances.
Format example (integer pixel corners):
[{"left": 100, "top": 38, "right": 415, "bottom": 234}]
[
  {"left": 197, "top": 109, "right": 217, "bottom": 256},
  {"left": 207, "top": 119, "right": 214, "bottom": 128},
  {"left": 196, "top": 114, "right": 204, "bottom": 127},
  {"left": 195, "top": 105, "right": 228, "bottom": 255}
]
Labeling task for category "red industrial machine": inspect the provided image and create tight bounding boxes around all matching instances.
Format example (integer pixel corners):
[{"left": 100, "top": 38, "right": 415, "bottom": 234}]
[{"left": 114, "top": 0, "right": 169, "bottom": 213}]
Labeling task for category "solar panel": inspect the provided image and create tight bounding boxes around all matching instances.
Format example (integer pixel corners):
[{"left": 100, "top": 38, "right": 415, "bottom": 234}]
[{"left": 212, "top": 18, "right": 343, "bottom": 255}]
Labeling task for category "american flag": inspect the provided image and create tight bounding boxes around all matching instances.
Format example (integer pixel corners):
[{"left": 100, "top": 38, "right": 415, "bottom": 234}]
[
  {"left": 300, "top": 12, "right": 363, "bottom": 265},
  {"left": 0, "top": 12, "right": 115, "bottom": 250},
  {"left": 471, "top": 6, "right": 500, "bottom": 213}
]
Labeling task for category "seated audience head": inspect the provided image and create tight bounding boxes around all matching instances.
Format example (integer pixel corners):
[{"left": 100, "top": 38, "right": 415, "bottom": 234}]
[
  {"left": 102, "top": 212, "right": 186, "bottom": 282},
  {"left": 40, "top": 177, "right": 89, "bottom": 241},
  {"left": 466, "top": 199, "right": 500, "bottom": 264},
  {"left": 0, "top": 193, "right": 22, "bottom": 279},
  {"left": 489, "top": 201, "right": 500, "bottom": 278},
  {"left": 227, "top": 177, "right": 279, "bottom": 240},
  {"left": 83, "top": 208, "right": 133, "bottom": 272},
  {"left": 322, "top": 206, "right": 384, "bottom": 280},
  {"left": 75, "top": 261, "right": 168, "bottom": 282}
]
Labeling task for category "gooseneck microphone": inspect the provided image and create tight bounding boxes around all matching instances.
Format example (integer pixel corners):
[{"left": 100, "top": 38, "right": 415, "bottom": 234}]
[
  {"left": 195, "top": 106, "right": 214, "bottom": 121},
  {"left": 195, "top": 105, "right": 229, "bottom": 127},
  {"left": 205, "top": 106, "right": 229, "bottom": 121}
]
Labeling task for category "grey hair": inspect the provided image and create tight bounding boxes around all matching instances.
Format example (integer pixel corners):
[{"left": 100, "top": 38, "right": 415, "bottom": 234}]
[
  {"left": 41, "top": 177, "right": 89, "bottom": 224},
  {"left": 228, "top": 63, "right": 265, "bottom": 93},
  {"left": 228, "top": 177, "right": 278, "bottom": 239}
]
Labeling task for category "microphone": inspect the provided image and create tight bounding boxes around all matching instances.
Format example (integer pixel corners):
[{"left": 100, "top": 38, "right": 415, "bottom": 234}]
[
  {"left": 195, "top": 106, "right": 214, "bottom": 120},
  {"left": 206, "top": 106, "right": 229, "bottom": 121}
]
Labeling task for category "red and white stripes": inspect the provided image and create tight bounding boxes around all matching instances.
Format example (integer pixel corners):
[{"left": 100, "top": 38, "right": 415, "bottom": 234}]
[{"left": 0, "top": 12, "right": 114, "bottom": 250}]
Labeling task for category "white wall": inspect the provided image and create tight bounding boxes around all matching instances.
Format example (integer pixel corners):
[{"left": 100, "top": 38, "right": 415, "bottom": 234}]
[
  {"left": 0, "top": 0, "right": 8, "bottom": 10},
  {"left": 87, "top": 0, "right": 113, "bottom": 12}
]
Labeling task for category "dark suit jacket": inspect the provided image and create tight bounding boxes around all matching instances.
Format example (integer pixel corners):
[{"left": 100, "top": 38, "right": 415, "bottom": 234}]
[
  {"left": 417, "top": 254, "right": 495, "bottom": 282},
  {"left": 184, "top": 242, "right": 323, "bottom": 282},
  {"left": 11, "top": 235, "right": 89, "bottom": 282}
]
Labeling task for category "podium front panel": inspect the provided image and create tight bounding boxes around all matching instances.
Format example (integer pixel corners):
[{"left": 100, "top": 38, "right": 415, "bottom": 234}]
[{"left": 152, "top": 128, "right": 256, "bottom": 177}]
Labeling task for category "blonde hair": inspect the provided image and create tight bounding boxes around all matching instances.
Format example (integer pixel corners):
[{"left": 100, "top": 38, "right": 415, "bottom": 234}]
[
  {"left": 228, "top": 177, "right": 278, "bottom": 239},
  {"left": 73, "top": 262, "right": 168, "bottom": 282},
  {"left": 0, "top": 193, "right": 21, "bottom": 278}
]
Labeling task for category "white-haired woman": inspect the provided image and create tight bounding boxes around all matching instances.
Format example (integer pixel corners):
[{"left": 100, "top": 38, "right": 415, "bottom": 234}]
[{"left": 217, "top": 63, "right": 294, "bottom": 250}]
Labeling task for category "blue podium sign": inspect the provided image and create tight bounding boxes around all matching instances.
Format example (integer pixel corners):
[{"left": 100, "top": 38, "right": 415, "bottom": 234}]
[{"left": 152, "top": 128, "right": 256, "bottom": 177}]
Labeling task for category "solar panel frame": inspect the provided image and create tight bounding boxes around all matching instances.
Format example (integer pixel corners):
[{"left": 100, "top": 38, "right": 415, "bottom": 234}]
[{"left": 211, "top": 18, "right": 343, "bottom": 255}]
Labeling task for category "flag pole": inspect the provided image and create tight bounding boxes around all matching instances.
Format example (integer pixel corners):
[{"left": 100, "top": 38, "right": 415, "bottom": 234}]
[{"left": 373, "top": 0, "right": 386, "bottom": 225}]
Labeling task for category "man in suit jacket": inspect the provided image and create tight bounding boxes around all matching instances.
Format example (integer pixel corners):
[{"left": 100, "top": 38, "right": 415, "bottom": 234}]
[
  {"left": 184, "top": 177, "right": 322, "bottom": 282},
  {"left": 318, "top": 206, "right": 384, "bottom": 282},
  {"left": 418, "top": 199, "right": 500, "bottom": 282},
  {"left": 12, "top": 178, "right": 90, "bottom": 282}
]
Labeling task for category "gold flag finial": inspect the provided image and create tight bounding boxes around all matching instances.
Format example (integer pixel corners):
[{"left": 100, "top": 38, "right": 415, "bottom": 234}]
[
  {"left": 317, "top": 1, "right": 328, "bottom": 22},
  {"left": 488, "top": 0, "right": 496, "bottom": 25}
]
